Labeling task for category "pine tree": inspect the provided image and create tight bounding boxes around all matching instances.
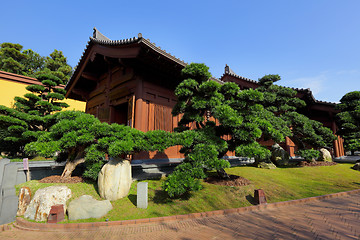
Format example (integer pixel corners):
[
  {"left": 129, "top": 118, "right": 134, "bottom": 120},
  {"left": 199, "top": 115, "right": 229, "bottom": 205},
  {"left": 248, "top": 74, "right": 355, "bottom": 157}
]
[
  {"left": 0, "top": 43, "right": 28, "bottom": 75},
  {"left": 163, "top": 64, "right": 288, "bottom": 197},
  {"left": 44, "top": 50, "right": 73, "bottom": 82},
  {"left": 25, "top": 111, "right": 175, "bottom": 179},
  {"left": 257, "top": 74, "right": 336, "bottom": 159},
  {"left": 0, "top": 73, "right": 69, "bottom": 155},
  {"left": 336, "top": 91, "right": 360, "bottom": 155}
]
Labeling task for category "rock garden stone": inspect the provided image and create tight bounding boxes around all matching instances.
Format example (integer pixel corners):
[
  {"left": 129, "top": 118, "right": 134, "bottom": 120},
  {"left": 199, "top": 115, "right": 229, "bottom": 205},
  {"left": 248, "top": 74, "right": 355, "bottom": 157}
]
[
  {"left": 352, "top": 162, "right": 360, "bottom": 171},
  {"left": 318, "top": 148, "right": 332, "bottom": 162},
  {"left": 24, "top": 186, "right": 71, "bottom": 222},
  {"left": 98, "top": 158, "right": 132, "bottom": 201},
  {"left": 257, "top": 162, "right": 277, "bottom": 169},
  {"left": 17, "top": 187, "right": 31, "bottom": 216},
  {"left": 271, "top": 143, "right": 289, "bottom": 166},
  {"left": 67, "top": 195, "right": 112, "bottom": 220}
]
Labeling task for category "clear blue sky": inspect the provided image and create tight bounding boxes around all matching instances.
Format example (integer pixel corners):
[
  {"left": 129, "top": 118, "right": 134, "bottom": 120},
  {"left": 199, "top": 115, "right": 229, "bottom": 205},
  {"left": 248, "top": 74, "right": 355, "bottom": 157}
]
[{"left": 1, "top": 0, "right": 359, "bottom": 103}]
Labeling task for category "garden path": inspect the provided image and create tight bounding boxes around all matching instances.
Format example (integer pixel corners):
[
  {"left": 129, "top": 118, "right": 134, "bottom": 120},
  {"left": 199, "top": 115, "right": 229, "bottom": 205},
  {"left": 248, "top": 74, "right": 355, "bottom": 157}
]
[{"left": 0, "top": 191, "right": 359, "bottom": 239}]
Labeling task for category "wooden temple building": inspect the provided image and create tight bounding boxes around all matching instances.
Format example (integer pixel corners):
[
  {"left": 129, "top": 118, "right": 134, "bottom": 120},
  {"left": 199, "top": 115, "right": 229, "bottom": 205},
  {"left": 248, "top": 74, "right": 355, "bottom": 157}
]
[{"left": 65, "top": 28, "right": 345, "bottom": 161}]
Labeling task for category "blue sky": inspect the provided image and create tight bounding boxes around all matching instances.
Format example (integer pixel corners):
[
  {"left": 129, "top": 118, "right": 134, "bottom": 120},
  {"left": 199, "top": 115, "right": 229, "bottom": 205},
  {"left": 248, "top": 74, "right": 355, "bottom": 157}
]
[{"left": 1, "top": 0, "right": 359, "bottom": 103}]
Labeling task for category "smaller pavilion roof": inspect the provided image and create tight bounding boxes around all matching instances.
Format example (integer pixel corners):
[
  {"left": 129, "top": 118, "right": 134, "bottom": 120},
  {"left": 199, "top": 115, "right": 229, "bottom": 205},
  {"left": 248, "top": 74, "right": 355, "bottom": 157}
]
[{"left": 221, "top": 65, "right": 337, "bottom": 106}]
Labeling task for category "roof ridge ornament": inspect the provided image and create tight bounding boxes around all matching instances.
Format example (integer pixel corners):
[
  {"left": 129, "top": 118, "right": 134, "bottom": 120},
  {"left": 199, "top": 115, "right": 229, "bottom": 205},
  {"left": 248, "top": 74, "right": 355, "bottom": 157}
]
[
  {"left": 225, "top": 64, "right": 236, "bottom": 75},
  {"left": 92, "top": 27, "right": 111, "bottom": 41}
]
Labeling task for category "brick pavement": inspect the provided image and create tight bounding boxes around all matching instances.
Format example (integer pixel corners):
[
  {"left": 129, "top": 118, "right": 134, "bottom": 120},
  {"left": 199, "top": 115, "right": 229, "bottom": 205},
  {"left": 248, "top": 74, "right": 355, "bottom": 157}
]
[{"left": 0, "top": 192, "right": 359, "bottom": 240}]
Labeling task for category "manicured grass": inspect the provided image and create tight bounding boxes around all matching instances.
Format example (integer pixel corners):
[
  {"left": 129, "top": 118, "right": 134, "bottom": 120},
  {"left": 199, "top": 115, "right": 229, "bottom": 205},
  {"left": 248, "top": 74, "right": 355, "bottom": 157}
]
[
  {"left": 16, "top": 163, "right": 360, "bottom": 223},
  {"left": 6, "top": 156, "right": 54, "bottom": 162}
]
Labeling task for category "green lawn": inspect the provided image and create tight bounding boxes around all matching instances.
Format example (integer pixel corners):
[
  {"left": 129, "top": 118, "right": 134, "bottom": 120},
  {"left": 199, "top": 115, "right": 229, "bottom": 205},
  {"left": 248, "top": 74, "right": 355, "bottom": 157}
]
[
  {"left": 16, "top": 163, "right": 360, "bottom": 223},
  {"left": 6, "top": 156, "right": 54, "bottom": 162}
]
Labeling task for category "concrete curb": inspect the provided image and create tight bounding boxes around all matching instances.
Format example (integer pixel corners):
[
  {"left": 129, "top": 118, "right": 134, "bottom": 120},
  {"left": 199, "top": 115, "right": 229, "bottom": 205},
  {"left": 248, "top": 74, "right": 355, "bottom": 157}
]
[{"left": 14, "top": 188, "right": 360, "bottom": 231}]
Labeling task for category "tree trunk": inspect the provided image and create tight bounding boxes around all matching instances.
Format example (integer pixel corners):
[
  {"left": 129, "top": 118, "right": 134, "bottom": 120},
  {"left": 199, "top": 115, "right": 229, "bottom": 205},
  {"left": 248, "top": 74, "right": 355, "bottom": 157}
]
[
  {"left": 60, "top": 147, "right": 86, "bottom": 179},
  {"left": 217, "top": 168, "right": 230, "bottom": 179},
  {"left": 60, "top": 157, "right": 85, "bottom": 179}
]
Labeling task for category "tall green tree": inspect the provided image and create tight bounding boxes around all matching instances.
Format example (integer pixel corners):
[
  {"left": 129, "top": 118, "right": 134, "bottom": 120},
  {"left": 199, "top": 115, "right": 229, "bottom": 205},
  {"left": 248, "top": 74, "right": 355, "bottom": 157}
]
[
  {"left": 0, "top": 42, "right": 72, "bottom": 81},
  {"left": 22, "top": 49, "right": 45, "bottom": 76},
  {"left": 257, "top": 75, "right": 336, "bottom": 156},
  {"left": 336, "top": 91, "right": 360, "bottom": 155},
  {"left": 0, "top": 43, "right": 28, "bottom": 75},
  {"left": 0, "top": 73, "right": 69, "bottom": 155},
  {"left": 163, "top": 64, "right": 288, "bottom": 197},
  {"left": 44, "top": 50, "right": 73, "bottom": 82}
]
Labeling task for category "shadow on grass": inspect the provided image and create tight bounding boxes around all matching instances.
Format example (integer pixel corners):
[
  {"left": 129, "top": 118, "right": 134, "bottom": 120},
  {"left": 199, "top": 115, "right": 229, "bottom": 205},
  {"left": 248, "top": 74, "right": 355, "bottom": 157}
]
[
  {"left": 246, "top": 194, "right": 256, "bottom": 205},
  {"left": 128, "top": 194, "right": 137, "bottom": 206},
  {"left": 83, "top": 178, "right": 100, "bottom": 196},
  {"left": 276, "top": 162, "right": 303, "bottom": 168},
  {"left": 152, "top": 190, "right": 192, "bottom": 204},
  {"left": 353, "top": 182, "right": 360, "bottom": 186}
]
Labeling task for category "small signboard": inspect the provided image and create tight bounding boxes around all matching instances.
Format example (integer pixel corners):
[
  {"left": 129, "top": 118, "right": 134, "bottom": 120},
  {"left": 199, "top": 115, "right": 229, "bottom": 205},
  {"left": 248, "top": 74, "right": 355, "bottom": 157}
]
[{"left": 23, "top": 158, "right": 29, "bottom": 170}]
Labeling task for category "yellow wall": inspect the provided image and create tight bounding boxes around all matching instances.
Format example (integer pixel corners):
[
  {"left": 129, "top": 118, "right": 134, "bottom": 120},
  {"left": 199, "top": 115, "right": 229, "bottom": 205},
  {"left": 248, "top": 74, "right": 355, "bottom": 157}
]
[{"left": 0, "top": 79, "right": 86, "bottom": 111}]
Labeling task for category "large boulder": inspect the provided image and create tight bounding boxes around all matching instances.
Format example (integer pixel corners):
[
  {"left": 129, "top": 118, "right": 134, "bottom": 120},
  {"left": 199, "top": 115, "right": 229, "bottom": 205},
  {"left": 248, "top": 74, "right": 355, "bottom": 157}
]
[
  {"left": 318, "top": 148, "right": 332, "bottom": 162},
  {"left": 98, "top": 158, "right": 132, "bottom": 201},
  {"left": 17, "top": 187, "right": 31, "bottom": 216},
  {"left": 271, "top": 143, "right": 289, "bottom": 166},
  {"left": 24, "top": 186, "right": 71, "bottom": 222},
  {"left": 67, "top": 195, "right": 112, "bottom": 220}
]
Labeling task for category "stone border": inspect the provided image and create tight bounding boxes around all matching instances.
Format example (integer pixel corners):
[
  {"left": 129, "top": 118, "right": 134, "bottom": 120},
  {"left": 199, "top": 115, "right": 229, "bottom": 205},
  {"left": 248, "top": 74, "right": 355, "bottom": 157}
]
[{"left": 14, "top": 188, "right": 360, "bottom": 231}]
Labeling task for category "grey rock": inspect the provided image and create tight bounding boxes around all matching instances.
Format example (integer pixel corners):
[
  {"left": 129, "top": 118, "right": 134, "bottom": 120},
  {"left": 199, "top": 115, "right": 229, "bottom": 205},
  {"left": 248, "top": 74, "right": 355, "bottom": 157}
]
[
  {"left": 271, "top": 144, "right": 289, "bottom": 166},
  {"left": 352, "top": 162, "right": 360, "bottom": 171},
  {"left": 67, "top": 195, "right": 112, "bottom": 220},
  {"left": 318, "top": 148, "right": 333, "bottom": 162},
  {"left": 257, "top": 162, "right": 277, "bottom": 169}
]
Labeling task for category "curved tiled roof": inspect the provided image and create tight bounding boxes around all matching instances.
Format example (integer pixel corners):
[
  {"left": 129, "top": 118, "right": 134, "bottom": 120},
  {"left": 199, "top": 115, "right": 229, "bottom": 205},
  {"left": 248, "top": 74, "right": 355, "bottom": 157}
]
[
  {"left": 67, "top": 28, "right": 187, "bottom": 89},
  {"left": 88, "top": 28, "right": 187, "bottom": 66}
]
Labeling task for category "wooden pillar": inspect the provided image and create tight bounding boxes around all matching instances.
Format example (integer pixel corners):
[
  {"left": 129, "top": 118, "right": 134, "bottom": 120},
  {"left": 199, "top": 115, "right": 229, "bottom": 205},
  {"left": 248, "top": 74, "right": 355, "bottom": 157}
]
[
  {"left": 134, "top": 78, "right": 144, "bottom": 131},
  {"left": 285, "top": 137, "right": 295, "bottom": 157},
  {"left": 331, "top": 120, "right": 340, "bottom": 157}
]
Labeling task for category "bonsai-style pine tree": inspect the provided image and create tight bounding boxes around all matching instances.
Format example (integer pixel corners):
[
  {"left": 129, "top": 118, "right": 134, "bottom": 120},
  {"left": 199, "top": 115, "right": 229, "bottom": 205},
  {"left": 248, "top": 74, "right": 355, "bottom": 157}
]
[
  {"left": 336, "top": 91, "right": 360, "bottom": 155},
  {"left": 257, "top": 75, "right": 335, "bottom": 159},
  {"left": 25, "top": 111, "right": 175, "bottom": 179},
  {"left": 0, "top": 73, "right": 69, "bottom": 155},
  {"left": 162, "top": 63, "right": 288, "bottom": 197}
]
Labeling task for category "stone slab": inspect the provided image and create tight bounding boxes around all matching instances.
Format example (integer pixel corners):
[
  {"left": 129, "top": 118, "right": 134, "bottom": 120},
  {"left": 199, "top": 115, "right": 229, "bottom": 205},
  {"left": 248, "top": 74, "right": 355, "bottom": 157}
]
[
  {"left": 0, "top": 195, "right": 18, "bottom": 225},
  {"left": 137, "top": 182, "right": 148, "bottom": 209},
  {"left": 2, "top": 163, "right": 18, "bottom": 190},
  {"left": 16, "top": 169, "right": 27, "bottom": 185},
  {"left": 0, "top": 159, "right": 10, "bottom": 185}
]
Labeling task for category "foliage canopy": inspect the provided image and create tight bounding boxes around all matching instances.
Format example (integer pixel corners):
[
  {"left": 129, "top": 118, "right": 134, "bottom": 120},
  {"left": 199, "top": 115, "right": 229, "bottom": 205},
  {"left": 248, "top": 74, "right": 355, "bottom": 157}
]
[
  {"left": 336, "top": 91, "right": 360, "bottom": 153},
  {"left": 257, "top": 74, "right": 336, "bottom": 154},
  {"left": 163, "top": 64, "right": 288, "bottom": 197},
  {"left": 25, "top": 111, "right": 176, "bottom": 179}
]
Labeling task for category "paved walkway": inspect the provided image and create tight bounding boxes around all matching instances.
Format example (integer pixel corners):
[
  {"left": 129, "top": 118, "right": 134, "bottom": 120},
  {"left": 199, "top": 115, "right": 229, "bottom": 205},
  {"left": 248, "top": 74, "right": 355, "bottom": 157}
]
[{"left": 1, "top": 192, "right": 360, "bottom": 240}]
